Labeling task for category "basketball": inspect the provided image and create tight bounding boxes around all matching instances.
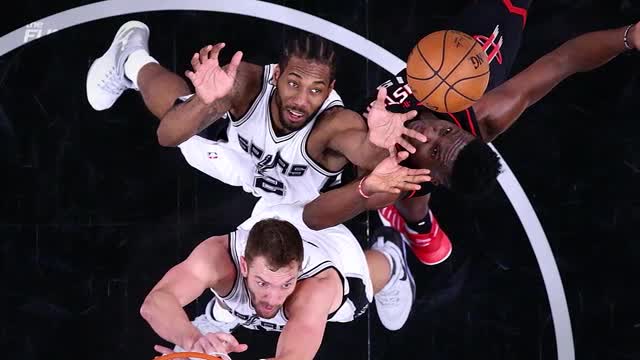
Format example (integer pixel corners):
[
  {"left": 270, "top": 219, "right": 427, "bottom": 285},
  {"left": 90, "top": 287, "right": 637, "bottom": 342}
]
[{"left": 406, "top": 30, "right": 490, "bottom": 113}]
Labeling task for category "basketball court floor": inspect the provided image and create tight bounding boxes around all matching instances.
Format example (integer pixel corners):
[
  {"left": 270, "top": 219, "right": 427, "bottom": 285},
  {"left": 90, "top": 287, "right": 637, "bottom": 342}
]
[{"left": 1, "top": 1, "right": 639, "bottom": 359}]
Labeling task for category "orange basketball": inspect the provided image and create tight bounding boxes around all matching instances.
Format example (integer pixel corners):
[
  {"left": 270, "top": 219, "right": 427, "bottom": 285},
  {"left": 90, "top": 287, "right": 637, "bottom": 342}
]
[{"left": 406, "top": 30, "right": 490, "bottom": 113}]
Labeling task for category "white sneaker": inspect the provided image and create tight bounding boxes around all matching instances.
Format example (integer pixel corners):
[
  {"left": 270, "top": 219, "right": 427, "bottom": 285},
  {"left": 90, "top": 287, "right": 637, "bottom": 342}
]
[
  {"left": 86, "top": 21, "right": 150, "bottom": 111},
  {"left": 371, "top": 226, "right": 415, "bottom": 331}
]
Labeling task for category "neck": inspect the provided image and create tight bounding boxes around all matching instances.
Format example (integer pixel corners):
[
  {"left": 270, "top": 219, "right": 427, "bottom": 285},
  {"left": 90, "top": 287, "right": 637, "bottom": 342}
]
[{"left": 269, "top": 92, "right": 292, "bottom": 137}]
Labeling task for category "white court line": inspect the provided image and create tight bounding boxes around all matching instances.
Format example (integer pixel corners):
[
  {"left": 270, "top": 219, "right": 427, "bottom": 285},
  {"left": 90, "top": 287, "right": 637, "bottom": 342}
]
[{"left": 0, "top": 1, "right": 574, "bottom": 359}]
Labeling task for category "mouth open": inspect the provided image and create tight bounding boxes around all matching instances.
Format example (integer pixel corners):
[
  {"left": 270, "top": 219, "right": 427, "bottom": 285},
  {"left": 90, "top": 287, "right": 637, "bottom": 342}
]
[{"left": 286, "top": 108, "right": 305, "bottom": 123}]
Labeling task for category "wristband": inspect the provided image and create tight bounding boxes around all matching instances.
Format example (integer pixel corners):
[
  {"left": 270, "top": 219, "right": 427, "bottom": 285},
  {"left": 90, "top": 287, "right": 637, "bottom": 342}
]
[
  {"left": 624, "top": 24, "right": 634, "bottom": 51},
  {"left": 358, "top": 176, "right": 371, "bottom": 199}
]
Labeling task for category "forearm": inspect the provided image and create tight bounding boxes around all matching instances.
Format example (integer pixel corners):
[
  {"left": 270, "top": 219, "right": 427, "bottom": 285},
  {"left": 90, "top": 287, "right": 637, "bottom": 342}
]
[
  {"left": 303, "top": 178, "right": 397, "bottom": 230},
  {"left": 560, "top": 25, "right": 634, "bottom": 75},
  {"left": 140, "top": 290, "right": 201, "bottom": 349},
  {"left": 272, "top": 320, "right": 325, "bottom": 360},
  {"left": 356, "top": 138, "right": 389, "bottom": 171},
  {"left": 157, "top": 95, "right": 231, "bottom": 147}
]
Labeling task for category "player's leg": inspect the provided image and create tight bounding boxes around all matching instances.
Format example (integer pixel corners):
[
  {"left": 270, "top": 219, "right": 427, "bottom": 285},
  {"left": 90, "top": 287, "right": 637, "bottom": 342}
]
[
  {"left": 86, "top": 21, "right": 191, "bottom": 118},
  {"left": 379, "top": 193, "right": 453, "bottom": 266},
  {"left": 366, "top": 227, "right": 415, "bottom": 331}
]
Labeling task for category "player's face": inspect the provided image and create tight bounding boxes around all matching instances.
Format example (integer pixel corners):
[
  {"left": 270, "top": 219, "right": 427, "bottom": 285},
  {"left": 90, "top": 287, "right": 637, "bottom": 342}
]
[
  {"left": 273, "top": 56, "right": 335, "bottom": 133},
  {"left": 407, "top": 119, "right": 475, "bottom": 187},
  {"left": 241, "top": 256, "right": 299, "bottom": 319}
]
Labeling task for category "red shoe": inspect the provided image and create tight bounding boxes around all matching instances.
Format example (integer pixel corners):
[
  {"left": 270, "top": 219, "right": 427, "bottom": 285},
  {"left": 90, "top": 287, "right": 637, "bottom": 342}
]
[{"left": 377, "top": 205, "right": 452, "bottom": 265}]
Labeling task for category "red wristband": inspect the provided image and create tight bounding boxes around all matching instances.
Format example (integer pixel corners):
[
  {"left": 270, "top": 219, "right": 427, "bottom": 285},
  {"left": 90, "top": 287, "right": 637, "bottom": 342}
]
[{"left": 358, "top": 176, "right": 371, "bottom": 199}]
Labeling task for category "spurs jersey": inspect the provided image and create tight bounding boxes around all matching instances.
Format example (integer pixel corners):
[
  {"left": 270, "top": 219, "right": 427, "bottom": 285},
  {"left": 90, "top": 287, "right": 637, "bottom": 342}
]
[
  {"left": 225, "top": 64, "right": 344, "bottom": 205},
  {"left": 210, "top": 204, "right": 373, "bottom": 332}
]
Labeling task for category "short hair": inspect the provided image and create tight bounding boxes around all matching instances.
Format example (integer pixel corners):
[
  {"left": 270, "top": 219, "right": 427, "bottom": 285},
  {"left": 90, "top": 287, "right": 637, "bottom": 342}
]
[
  {"left": 245, "top": 219, "right": 304, "bottom": 270},
  {"left": 450, "top": 138, "right": 503, "bottom": 200},
  {"left": 279, "top": 31, "right": 337, "bottom": 81}
]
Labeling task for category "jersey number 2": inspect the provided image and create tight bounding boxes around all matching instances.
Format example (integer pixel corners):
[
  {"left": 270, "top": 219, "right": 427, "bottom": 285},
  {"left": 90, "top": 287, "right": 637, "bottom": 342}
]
[{"left": 254, "top": 176, "right": 286, "bottom": 196}]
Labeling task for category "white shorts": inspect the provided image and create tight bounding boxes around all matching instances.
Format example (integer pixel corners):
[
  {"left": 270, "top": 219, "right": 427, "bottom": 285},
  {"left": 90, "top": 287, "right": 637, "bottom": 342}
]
[{"left": 178, "top": 135, "right": 256, "bottom": 194}]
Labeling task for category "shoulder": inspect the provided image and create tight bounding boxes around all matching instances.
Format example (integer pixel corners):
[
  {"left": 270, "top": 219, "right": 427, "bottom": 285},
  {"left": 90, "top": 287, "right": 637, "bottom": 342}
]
[
  {"left": 287, "top": 268, "right": 342, "bottom": 316},
  {"left": 187, "top": 235, "right": 232, "bottom": 279},
  {"left": 235, "top": 62, "right": 264, "bottom": 91},
  {"left": 316, "top": 106, "right": 366, "bottom": 132}
]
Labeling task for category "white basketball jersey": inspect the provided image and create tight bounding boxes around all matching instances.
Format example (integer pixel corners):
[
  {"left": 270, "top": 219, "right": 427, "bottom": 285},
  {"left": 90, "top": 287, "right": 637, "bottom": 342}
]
[
  {"left": 224, "top": 64, "right": 344, "bottom": 206},
  {"left": 210, "top": 204, "right": 372, "bottom": 332}
]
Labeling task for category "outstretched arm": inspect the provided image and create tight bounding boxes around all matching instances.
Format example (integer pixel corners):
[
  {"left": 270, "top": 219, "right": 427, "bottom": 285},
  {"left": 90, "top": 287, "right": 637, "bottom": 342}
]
[
  {"left": 474, "top": 22, "right": 639, "bottom": 142},
  {"left": 303, "top": 151, "right": 430, "bottom": 230},
  {"left": 139, "top": 236, "right": 234, "bottom": 351},
  {"left": 157, "top": 43, "right": 257, "bottom": 146},
  {"left": 322, "top": 91, "right": 427, "bottom": 171}
]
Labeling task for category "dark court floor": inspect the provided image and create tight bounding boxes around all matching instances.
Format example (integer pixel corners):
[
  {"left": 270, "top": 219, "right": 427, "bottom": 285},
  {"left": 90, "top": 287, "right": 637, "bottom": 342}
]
[{"left": 1, "top": 1, "right": 639, "bottom": 359}]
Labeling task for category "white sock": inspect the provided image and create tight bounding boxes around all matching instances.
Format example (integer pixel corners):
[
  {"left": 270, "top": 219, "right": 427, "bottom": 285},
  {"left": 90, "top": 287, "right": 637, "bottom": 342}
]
[
  {"left": 124, "top": 49, "right": 158, "bottom": 90},
  {"left": 378, "top": 248, "right": 400, "bottom": 292}
]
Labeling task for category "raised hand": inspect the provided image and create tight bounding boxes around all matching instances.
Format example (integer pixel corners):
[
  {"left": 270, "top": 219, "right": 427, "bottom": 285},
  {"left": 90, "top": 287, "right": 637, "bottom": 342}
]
[
  {"left": 362, "top": 151, "right": 430, "bottom": 195},
  {"left": 185, "top": 43, "right": 243, "bottom": 105},
  {"left": 365, "top": 87, "right": 427, "bottom": 155}
]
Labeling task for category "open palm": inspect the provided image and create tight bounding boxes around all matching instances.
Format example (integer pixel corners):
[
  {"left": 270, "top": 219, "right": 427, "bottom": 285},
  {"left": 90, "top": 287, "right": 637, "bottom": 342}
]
[
  {"left": 363, "top": 151, "right": 431, "bottom": 194},
  {"left": 186, "top": 43, "right": 243, "bottom": 105},
  {"left": 365, "top": 87, "right": 427, "bottom": 155}
]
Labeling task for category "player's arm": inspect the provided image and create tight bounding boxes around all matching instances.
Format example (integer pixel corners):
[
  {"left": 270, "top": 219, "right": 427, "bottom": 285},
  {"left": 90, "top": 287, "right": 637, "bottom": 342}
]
[
  {"left": 270, "top": 271, "right": 343, "bottom": 360},
  {"left": 303, "top": 175, "right": 398, "bottom": 230},
  {"left": 157, "top": 44, "right": 261, "bottom": 146},
  {"left": 321, "top": 107, "right": 389, "bottom": 171},
  {"left": 139, "top": 235, "right": 233, "bottom": 350},
  {"left": 303, "top": 151, "right": 430, "bottom": 230},
  {"left": 473, "top": 22, "right": 639, "bottom": 142}
]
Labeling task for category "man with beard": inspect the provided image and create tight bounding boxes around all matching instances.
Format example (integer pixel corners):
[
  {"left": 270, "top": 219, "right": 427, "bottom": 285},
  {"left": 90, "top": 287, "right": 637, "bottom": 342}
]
[
  {"left": 140, "top": 201, "right": 415, "bottom": 359},
  {"left": 86, "top": 22, "right": 426, "bottom": 213}
]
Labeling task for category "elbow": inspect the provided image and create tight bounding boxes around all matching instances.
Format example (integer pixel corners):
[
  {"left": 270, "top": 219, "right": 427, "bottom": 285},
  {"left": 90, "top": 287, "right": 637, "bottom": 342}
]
[
  {"left": 140, "top": 292, "right": 161, "bottom": 323},
  {"left": 302, "top": 208, "right": 326, "bottom": 231},
  {"left": 306, "top": 221, "right": 325, "bottom": 231},
  {"left": 139, "top": 297, "right": 154, "bottom": 322},
  {"left": 156, "top": 127, "right": 180, "bottom": 147}
]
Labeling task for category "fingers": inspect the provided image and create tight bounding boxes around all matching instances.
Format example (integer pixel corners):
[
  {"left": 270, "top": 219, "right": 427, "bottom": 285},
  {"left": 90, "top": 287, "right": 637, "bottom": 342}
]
[
  {"left": 198, "top": 340, "right": 217, "bottom": 355},
  {"left": 402, "top": 109, "right": 419, "bottom": 121},
  {"left": 387, "top": 145, "right": 397, "bottom": 158},
  {"left": 396, "top": 138, "right": 417, "bottom": 154},
  {"left": 406, "top": 168, "right": 430, "bottom": 176},
  {"left": 407, "top": 174, "right": 431, "bottom": 183},
  {"left": 375, "top": 87, "right": 387, "bottom": 105},
  {"left": 216, "top": 333, "right": 247, "bottom": 352},
  {"left": 226, "top": 51, "right": 243, "bottom": 78},
  {"left": 395, "top": 150, "right": 410, "bottom": 162},
  {"left": 185, "top": 70, "right": 196, "bottom": 83},
  {"left": 234, "top": 343, "right": 249, "bottom": 353},
  {"left": 194, "top": 43, "right": 224, "bottom": 68},
  {"left": 185, "top": 70, "right": 203, "bottom": 88},
  {"left": 403, "top": 127, "right": 427, "bottom": 143},
  {"left": 154, "top": 344, "right": 175, "bottom": 355},
  {"left": 199, "top": 44, "right": 213, "bottom": 62},
  {"left": 208, "top": 43, "right": 226, "bottom": 66},
  {"left": 398, "top": 182, "right": 422, "bottom": 191},
  {"left": 191, "top": 52, "right": 201, "bottom": 72}
]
